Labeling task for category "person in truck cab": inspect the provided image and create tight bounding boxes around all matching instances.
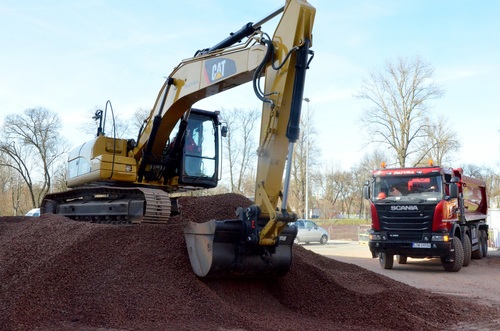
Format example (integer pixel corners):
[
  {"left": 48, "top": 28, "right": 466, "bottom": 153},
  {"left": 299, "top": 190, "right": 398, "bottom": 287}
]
[{"left": 390, "top": 185, "right": 403, "bottom": 197}]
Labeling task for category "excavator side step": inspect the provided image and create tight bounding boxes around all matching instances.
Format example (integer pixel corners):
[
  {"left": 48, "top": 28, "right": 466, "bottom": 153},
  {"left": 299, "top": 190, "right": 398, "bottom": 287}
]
[{"left": 184, "top": 220, "right": 296, "bottom": 277}]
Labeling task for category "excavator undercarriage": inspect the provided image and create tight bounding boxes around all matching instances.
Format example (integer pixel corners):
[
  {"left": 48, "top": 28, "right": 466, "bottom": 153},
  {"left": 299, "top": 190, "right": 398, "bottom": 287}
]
[{"left": 41, "top": 186, "right": 172, "bottom": 224}]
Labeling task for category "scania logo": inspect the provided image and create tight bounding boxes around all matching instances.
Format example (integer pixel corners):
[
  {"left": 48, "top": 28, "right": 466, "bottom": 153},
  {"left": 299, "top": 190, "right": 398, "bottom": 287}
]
[{"left": 391, "top": 205, "right": 418, "bottom": 211}]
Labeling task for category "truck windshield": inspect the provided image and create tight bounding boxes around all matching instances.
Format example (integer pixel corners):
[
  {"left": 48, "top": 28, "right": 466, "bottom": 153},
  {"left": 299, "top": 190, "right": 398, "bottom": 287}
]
[{"left": 373, "top": 175, "right": 443, "bottom": 201}]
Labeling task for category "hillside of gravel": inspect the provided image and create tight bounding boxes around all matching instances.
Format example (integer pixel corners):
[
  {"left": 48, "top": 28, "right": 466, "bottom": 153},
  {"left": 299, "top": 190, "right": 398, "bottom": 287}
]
[{"left": 1, "top": 193, "right": 498, "bottom": 330}]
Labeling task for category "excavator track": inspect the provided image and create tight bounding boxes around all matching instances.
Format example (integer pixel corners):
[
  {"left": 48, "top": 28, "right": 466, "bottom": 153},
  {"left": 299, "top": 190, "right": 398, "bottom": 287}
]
[{"left": 41, "top": 186, "right": 171, "bottom": 224}]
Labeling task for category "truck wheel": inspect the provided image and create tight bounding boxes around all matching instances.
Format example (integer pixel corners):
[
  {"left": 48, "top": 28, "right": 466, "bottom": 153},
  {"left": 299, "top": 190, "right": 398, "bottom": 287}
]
[
  {"left": 462, "top": 233, "right": 471, "bottom": 267},
  {"left": 441, "top": 236, "right": 464, "bottom": 272},
  {"left": 481, "top": 230, "right": 488, "bottom": 258},
  {"left": 397, "top": 255, "right": 407, "bottom": 264},
  {"left": 379, "top": 253, "right": 394, "bottom": 269},
  {"left": 472, "top": 231, "right": 484, "bottom": 260}
]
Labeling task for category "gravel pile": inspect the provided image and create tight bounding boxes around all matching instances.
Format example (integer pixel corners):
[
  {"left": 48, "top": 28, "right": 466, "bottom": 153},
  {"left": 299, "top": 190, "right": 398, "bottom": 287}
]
[{"left": 1, "top": 193, "right": 498, "bottom": 330}]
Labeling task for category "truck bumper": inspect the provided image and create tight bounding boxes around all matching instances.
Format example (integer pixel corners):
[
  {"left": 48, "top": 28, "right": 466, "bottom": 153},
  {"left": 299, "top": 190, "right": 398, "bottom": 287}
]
[{"left": 369, "top": 240, "right": 451, "bottom": 258}]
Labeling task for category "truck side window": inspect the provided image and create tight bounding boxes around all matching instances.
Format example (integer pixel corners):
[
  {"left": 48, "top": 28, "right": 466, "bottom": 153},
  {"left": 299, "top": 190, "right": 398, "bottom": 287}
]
[{"left": 444, "top": 174, "right": 451, "bottom": 196}]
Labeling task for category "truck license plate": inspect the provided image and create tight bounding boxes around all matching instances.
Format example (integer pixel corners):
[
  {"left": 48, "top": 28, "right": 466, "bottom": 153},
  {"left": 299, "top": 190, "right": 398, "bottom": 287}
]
[{"left": 412, "top": 243, "right": 431, "bottom": 248}]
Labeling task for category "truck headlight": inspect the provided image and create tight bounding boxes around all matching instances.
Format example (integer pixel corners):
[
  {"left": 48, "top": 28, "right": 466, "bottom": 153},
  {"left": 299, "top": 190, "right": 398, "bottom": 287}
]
[
  {"left": 432, "top": 235, "right": 449, "bottom": 242},
  {"left": 370, "top": 234, "right": 382, "bottom": 240}
]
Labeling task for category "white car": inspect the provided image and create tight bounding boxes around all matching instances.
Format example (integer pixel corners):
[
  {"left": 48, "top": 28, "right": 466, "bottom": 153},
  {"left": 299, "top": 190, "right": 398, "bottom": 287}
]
[
  {"left": 25, "top": 208, "right": 40, "bottom": 217},
  {"left": 290, "top": 219, "right": 329, "bottom": 245}
]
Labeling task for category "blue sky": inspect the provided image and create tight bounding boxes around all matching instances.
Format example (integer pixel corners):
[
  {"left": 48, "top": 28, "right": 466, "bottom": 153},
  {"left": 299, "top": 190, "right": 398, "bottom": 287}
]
[{"left": 1, "top": 0, "right": 499, "bottom": 171}]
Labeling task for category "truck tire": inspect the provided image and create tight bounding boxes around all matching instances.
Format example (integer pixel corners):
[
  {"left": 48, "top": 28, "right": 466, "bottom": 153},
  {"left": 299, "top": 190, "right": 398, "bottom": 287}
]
[
  {"left": 472, "top": 231, "right": 484, "bottom": 260},
  {"left": 379, "top": 253, "right": 394, "bottom": 270},
  {"left": 481, "top": 229, "right": 488, "bottom": 258},
  {"left": 397, "top": 255, "right": 407, "bottom": 264},
  {"left": 441, "top": 236, "right": 463, "bottom": 272},
  {"left": 462, "top": 233, "right": 471, "bottom": 267}
]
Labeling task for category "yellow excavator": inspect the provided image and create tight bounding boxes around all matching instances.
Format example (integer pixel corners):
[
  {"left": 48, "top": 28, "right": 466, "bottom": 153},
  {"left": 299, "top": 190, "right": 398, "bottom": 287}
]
[{"left": 41, "top": 0, "right": 315, "bottom": 277}]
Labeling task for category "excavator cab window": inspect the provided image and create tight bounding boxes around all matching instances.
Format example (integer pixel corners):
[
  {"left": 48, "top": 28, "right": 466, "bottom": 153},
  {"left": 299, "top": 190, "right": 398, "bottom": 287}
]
[
  {"left": 179, "top": 109, "right": 220, "bottom": 188},
  {"left": 184, "top": 120, "right": 204, "bottom": 176}
]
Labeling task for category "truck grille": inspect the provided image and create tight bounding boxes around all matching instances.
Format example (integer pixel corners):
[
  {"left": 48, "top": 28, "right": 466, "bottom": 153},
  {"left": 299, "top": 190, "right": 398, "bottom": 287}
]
[{"left": 375, "top": 204, "right": 436, "bottom": 240}]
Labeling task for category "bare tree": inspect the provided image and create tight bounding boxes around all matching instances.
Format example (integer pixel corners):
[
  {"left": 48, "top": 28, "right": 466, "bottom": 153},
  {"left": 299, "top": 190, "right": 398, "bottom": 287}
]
[
  {"left": 220, "top": 108, "right": 259, "bottom": 195},
  {"left": 291, "top": 120, "right": 307, "bottom": 217},
  {"left": 52, "top": 164, "right": 68, "bottom": 194},
  {"left": 462, "top": 164, "right": 500, "bottom": 207},
  {"left": 317, "top": 163, "right": 345, "bottom": 217},
  {"left": 417, "top": 115, "right": 461, "bottom": 167},
  {"left": 349, "top": 163, "right": 369, "bottom": 219},
  {"left": 356, "top": 56, "right": 444, "bottom": 167},
  {"left": 0, "top": 163, "right": 25, "bottom": 216},
  {"left": 339, "top": 171, "right": 358, "bottom": 217},
  {"left": 0, "top": 107, "right": 68, "bottom": 208},
  {"left": 131, "top": 107, "right": 152, "bottom": 136},
  {"left": 79, "top": 104, "right": 148, "bottom": 139}
]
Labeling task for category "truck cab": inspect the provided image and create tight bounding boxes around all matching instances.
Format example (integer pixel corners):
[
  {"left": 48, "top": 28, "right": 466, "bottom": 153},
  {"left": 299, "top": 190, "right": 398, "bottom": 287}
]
[{"left": 364, "top": 165, "right": 488, "bottom": 272}]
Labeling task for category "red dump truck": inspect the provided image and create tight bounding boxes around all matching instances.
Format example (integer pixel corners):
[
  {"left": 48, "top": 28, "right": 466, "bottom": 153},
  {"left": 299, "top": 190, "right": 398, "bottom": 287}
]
[{"left": 363, "top": 164, "right": 488, "bottom": 272}]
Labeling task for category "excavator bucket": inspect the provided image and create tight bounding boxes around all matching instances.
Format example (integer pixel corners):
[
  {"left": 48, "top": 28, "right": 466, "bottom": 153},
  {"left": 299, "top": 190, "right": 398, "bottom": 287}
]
[{"left": 184, "top": 219, "right": 297, "bottom": 277}]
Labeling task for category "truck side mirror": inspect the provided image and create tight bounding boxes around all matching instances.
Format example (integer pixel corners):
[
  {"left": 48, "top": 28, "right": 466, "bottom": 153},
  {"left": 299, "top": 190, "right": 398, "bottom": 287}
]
[
  {"left": 363, "top": 180, "right": 370, "bottom": 200},
  {"left": 449, "top": 183, "right": 458, "bottom": 199}
]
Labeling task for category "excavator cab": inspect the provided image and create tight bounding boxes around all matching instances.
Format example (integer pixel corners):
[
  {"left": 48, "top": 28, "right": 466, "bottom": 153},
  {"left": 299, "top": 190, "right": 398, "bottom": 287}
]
[{"left": 177, "top": 109, "right": 223, "bottom": 189}]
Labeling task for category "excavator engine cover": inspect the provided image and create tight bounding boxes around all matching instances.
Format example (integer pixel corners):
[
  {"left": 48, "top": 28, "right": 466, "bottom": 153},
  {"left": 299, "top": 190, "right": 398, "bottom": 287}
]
[{"left": 184, "top": 219, "right": 297, "bottom": 277}]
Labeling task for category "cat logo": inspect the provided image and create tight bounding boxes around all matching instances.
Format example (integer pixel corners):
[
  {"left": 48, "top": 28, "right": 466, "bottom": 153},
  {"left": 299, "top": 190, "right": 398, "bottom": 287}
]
[
  {"left": 212, "top": 60, "right": 226, "bottom": 80},
  {"left": 204, "top": 58, "right": 237, "bottom": 84}
]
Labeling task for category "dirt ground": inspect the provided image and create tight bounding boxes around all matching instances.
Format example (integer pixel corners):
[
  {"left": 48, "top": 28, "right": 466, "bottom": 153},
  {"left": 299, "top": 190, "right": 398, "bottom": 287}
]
[
  {"left": 306, "top": 242, "right": 500, "bottom": 303},
  {"left": 1, "top": 193, "right": 500, "bottom": 330}
]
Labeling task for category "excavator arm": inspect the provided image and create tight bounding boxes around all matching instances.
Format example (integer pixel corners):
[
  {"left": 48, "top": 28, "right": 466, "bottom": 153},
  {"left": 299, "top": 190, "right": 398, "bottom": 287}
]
[{"left": 184, "top": 0, "right": 315, "bottom": 277}]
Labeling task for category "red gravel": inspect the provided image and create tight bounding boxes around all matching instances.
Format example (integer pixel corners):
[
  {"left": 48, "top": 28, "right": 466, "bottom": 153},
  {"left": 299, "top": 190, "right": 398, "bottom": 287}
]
[{"left": 1, "top": 193, "right": 498, "bottom": 330}]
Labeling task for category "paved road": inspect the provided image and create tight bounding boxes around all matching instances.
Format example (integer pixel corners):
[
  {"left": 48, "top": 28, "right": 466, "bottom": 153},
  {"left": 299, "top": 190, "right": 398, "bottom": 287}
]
[{"left": 303, "top": 240, "right": 500, "bottom": 308}]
